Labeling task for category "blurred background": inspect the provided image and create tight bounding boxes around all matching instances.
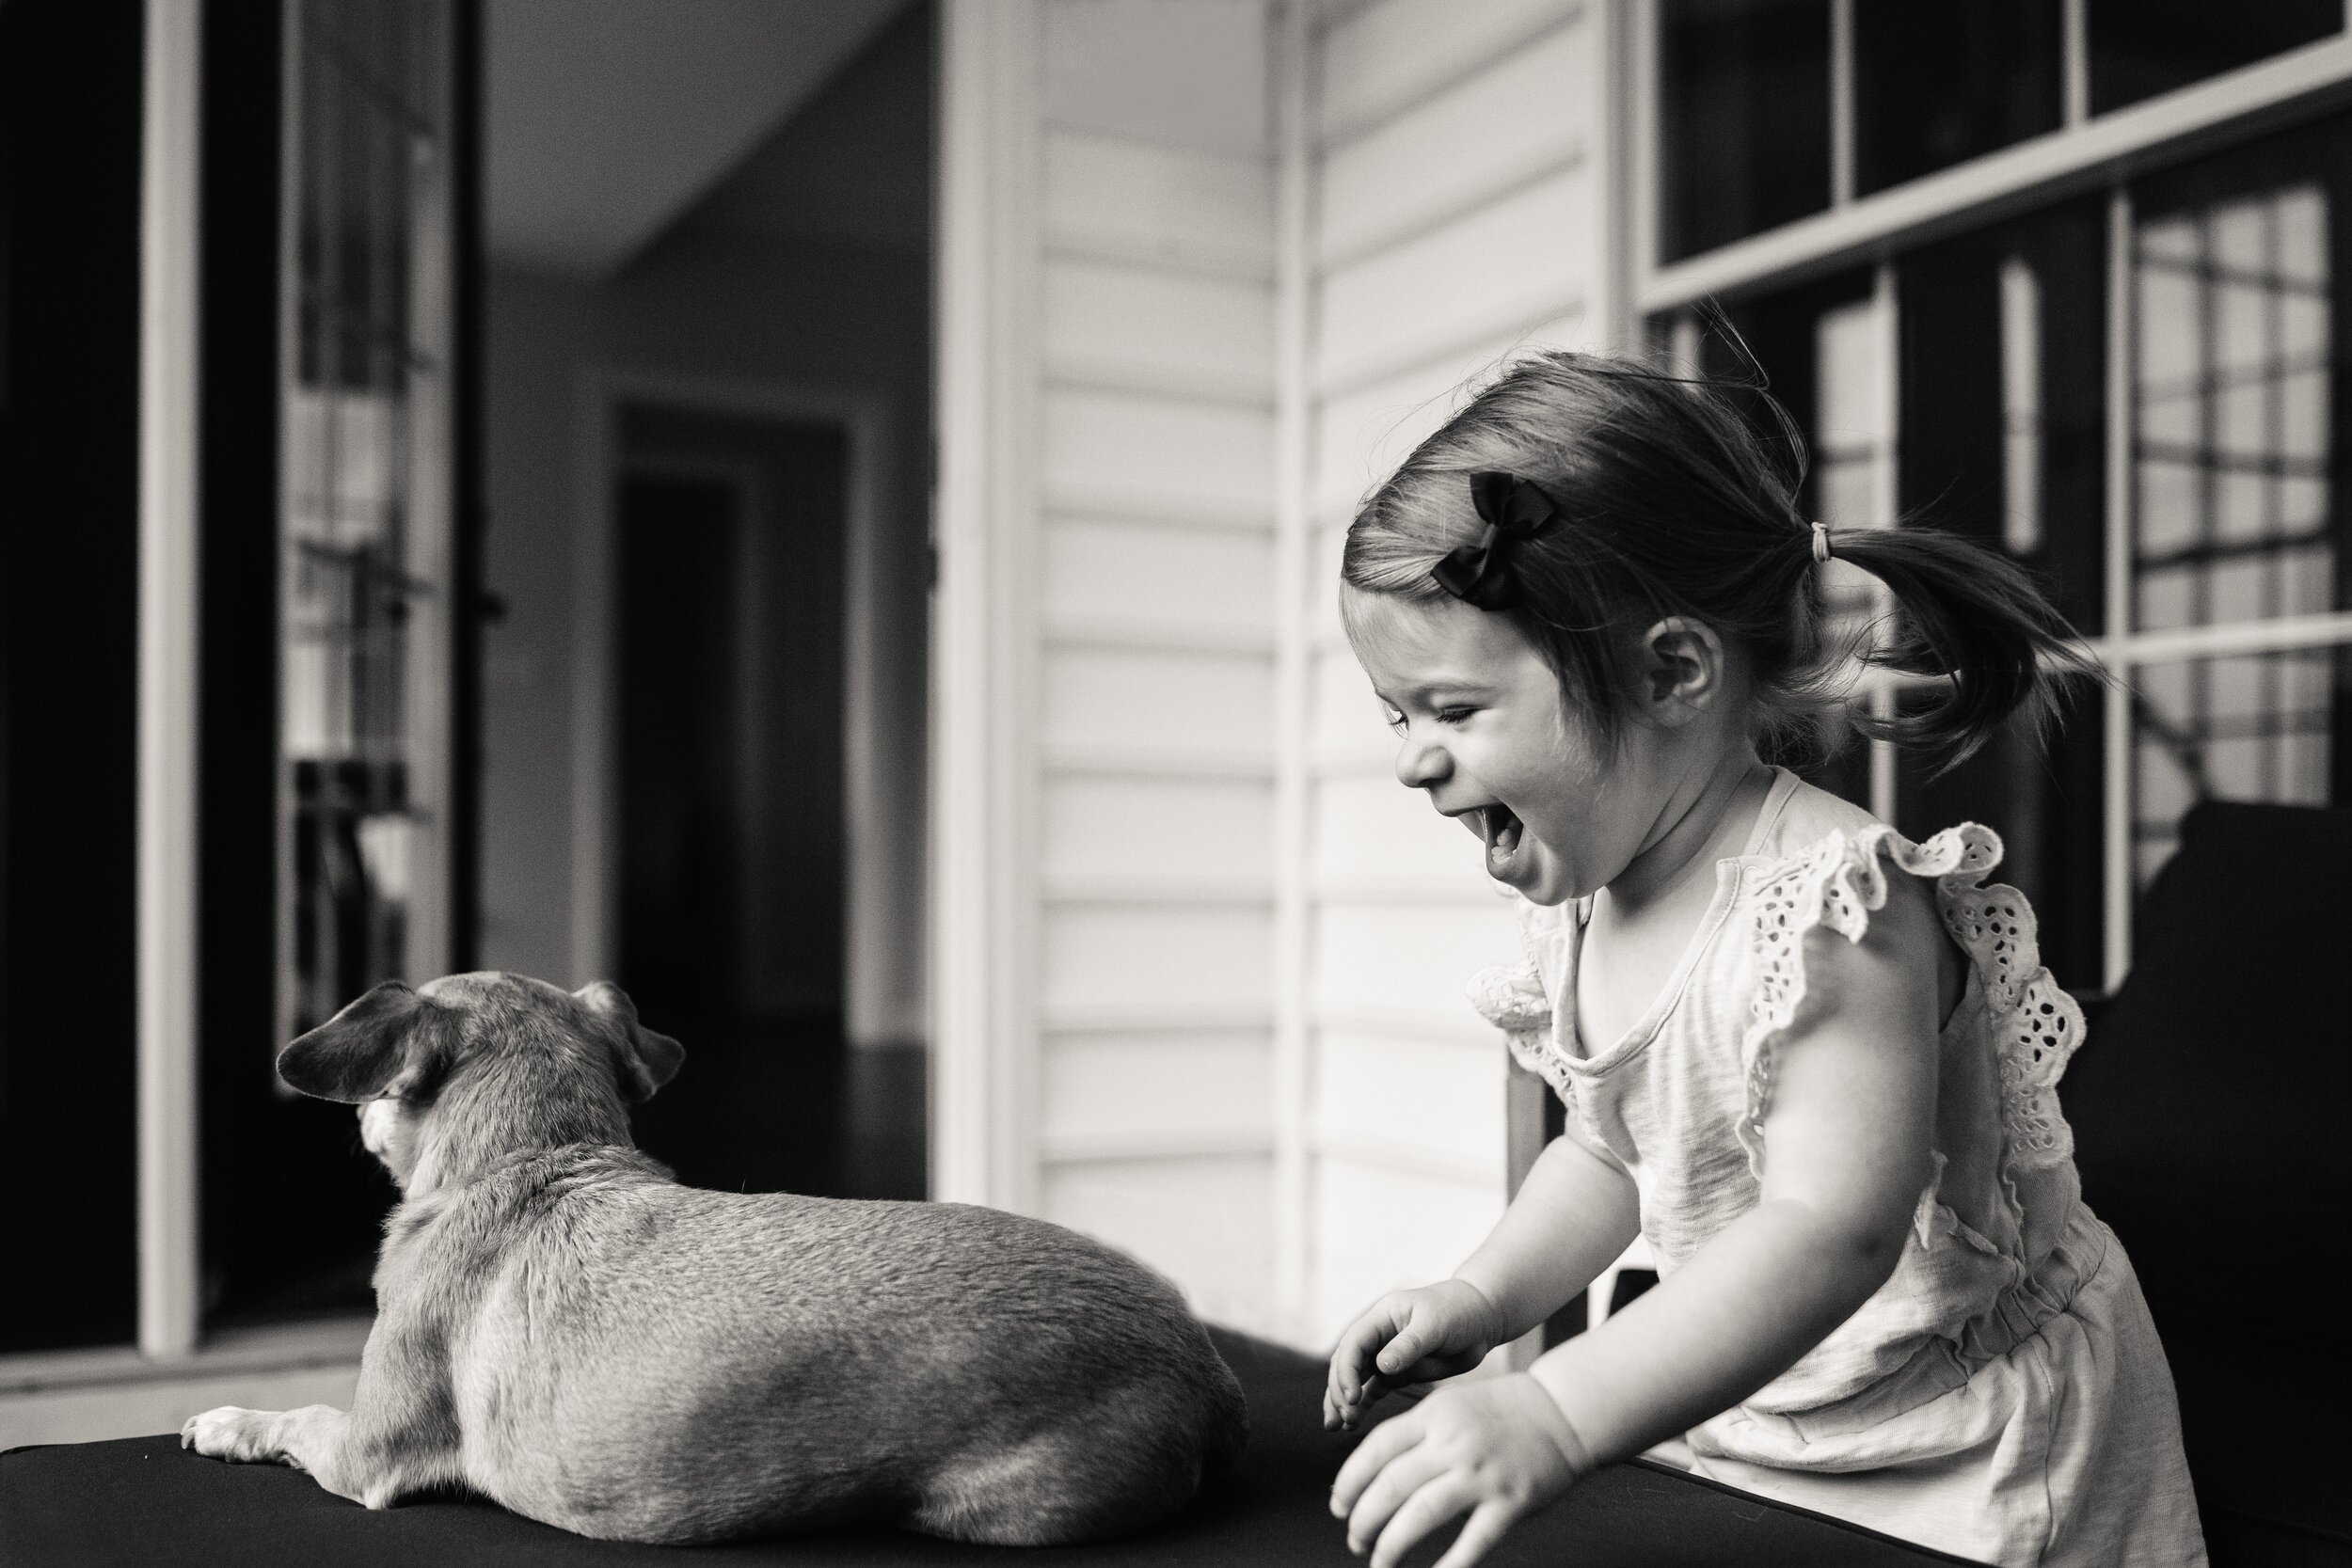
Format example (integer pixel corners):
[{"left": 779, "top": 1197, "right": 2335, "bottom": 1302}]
[{"left": 3, "top": 0, "right": 2347, "bottom": 1457}]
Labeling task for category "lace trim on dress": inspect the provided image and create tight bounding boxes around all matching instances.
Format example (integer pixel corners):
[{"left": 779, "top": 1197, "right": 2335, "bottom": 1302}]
[
  {"left": 1467, "top": 906, "right": 1577, "bottom": 1114},
  {"left": 1737, "top": 823, "right": 2084, "bottom": 1180}
]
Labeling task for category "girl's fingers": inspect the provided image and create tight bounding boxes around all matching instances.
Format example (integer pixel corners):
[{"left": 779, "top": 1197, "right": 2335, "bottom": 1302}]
[
  {"left": 1344, "top": 1442, "right": 1448, "bottom": 1559},
  {"left": 1368, "top": 1473, "right": 1476, "bottom": 1568},
  {"left": 1329, "top": 1408, "right": 1422, "bottom": 1517},
  {"left": 1429, "top": 1499, "right": 1518, "bottom": 1568}
]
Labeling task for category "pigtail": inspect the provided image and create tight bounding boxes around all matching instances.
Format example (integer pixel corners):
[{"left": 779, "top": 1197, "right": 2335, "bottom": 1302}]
[{"left": 1831, "top": 525, "right": 2101, "bottom": 770}]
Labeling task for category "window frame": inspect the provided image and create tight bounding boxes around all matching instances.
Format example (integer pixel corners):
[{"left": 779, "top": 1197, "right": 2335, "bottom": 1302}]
[{"left": 1638, "top": 0, "right": 2352, "bottom": 990}]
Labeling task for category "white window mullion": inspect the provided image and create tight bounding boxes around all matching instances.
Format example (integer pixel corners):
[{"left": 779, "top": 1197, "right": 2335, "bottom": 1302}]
[
  {"left": 2102, "top": 186, "right": 2137, "bottom": 992},
  {"left": 137, "top": 0, "right": 204, "bottom": 1363}
]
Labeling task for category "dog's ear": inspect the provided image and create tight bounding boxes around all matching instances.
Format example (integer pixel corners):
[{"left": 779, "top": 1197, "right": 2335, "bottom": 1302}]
[
  {"left": 278, "top": 981, "right": 456, "bottom": 1102},
  {"left": 574, "top": 981, "right": 685, "bottom": 1101}
]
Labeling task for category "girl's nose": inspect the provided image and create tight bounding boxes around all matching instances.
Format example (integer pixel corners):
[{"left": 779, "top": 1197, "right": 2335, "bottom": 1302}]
[{"left": 1394, "top": 729, "right": 1450, "bottom": 789}]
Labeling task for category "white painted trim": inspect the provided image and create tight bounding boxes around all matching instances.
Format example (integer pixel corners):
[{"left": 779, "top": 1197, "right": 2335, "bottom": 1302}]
[
  {"left": 1315, "top": 282, "right": 1588, "bottom": 401},
  {"left": 1041, "top": 360, "right": 1276, "bottom": 411},
  {"left": 137, "top": 0, "right": 204, "bottom": 1365},
  {"left": 1041, "top": 230, "right": 1276, "bottom": 287},
  {"left": 2061, "top": 0, "right": 2089, "bottom": 130},
  {"left": 2092, "top": 610, "right": 2352, "bottom": 666},
  {"left": 1315, "top": 0, "right": 1588, "bottom": 151},
  {"left": 1040, "top": 616, "right": 1277, "bottom": 656},
  {"left": 1041, "top": 483, "right": 1275, "bottom": 534},
  {"left": 403, "top": 17, "right": 459, "bottom": 990},
  {"left": 1041, "top": 746, "right": 1276, "bottom": 781},
  {"left": 2103, "top": 189, "right": 2137, "bottom": 993},
  {"left": 1829, "top": 0, "right": 1854, "bottom": 208},
  {"left": 1591, "top": 0, "right": 1635, "bottom": 353},
  {"left": 1269, "top": 0, "right": 1317, "bottom": 1349},
  {"left": 1041, "top": 1129, "right": 1278, "bottom": 1164},
  {"left": 934, "top": 0, "right": 1045, "bottom": 1213},
  {"left": 1041, "top": 878, "right": 1275, "bottom": 906},
  {"left": 1641, "top": 34, "right": 2352, "bottom": 312},
  {"left": 1040, "top": 1004, "right": 1270, "bottom": 1035},
  {"left": 568, "top": 371, "right": 895, "bottom": 1052},
  {"left": 1308, "top": 1132, "right": 1503, "bottom": 1189},
  {"left": 1317, "top": 141, "right": 1588, "bottom": 278}
]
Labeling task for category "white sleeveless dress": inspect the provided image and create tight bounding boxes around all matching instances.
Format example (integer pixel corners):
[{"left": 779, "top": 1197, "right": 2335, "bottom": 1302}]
[{"left": 1470, "top": 768, "right": 2206, "bottom": 1568}]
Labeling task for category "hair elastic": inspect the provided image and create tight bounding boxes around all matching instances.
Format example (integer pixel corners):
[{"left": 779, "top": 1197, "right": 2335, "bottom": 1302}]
[
  {"left": 1431, "top": 472, "right": 1559, "bottom": 610},
  {"left": 1810, "top": 521, "right": 1833, "bottom": 564}
]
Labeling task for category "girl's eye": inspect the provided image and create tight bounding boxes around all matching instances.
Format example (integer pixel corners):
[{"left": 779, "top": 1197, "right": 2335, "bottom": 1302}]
[
  {"left": 1380, "top": 705, "right": 1406, "bottom": 732},
  {"left": 1436, "top": 706, "right": 1476, "bottom": 725}
]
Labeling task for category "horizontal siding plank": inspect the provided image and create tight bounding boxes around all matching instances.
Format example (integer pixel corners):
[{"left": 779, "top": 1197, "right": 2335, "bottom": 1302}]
[
  {"left": 1318, "top": 167, "right": 1595, "bottom": 395},
  {"left": 1043, "top": 774, "right": 1274, "bottom": 887},
  {"left": 1313, "top": 770, "right": 1497, "bottom": 890},
  {"left": 1312, "top": 303, "right": 1589, "bottom": 519},
  {"left": 1043, "top": 387, "right": 1275, "bottom": 522},
  {"left": 1042, "top": 0, "right": 1270, "bottom": 158},
  {"left": 1311, "top": 1155, "right": 1505, "bottom": 1342},
  {"left": 1320, "top": 22, "right": 1589, "bottom": 270},
  {"left": 1044, "top": 256, "right": 1275, "bottom": 404},
  {"left": 1043, "top": 645, "right": 1273, "bottom": 759},
  {"left": 1044, "top": 130, "right": 1275, "bottom": 280},
  {"left": 1043, "top": 516, "right": 1276, "bottom": 636},
  {"left": 1042, "top": 904, "right": 1275, "bottom": 1015},
  {"left": 1043, "top": 1155, "right": 1275, "bottom": 1331},
  {"left": 1312, "top": 900, "right": 1518, "bottom": 1021},
  {"left": 1317, "top": 0, "right": 1581, "bottom": 147},
  {"left": 1313, "top": 1031, "right": 1508, "bottom": 1182},
  {"left": 1042, "top": 1030, "right": 1273, "bottom": 1147},
  {"left": 1311, "top": 643, "right": 1388, "bottom": 757}
]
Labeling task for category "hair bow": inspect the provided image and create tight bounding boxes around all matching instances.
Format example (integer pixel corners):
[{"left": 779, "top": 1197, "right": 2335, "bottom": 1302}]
[{"left": 1431, "top": 471, "right": 1559, "bottom": 610}]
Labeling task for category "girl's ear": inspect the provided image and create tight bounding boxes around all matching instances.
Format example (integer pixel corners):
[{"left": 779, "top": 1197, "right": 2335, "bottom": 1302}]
[
  {"left": 1636, "top": 616, "right": 1727, "bottom": 724},
  {"left": 573, "top": 981, "right": 686, "bottom": 1101},
  {"left": 277, "top": 981, "right": 457, "bottom": 1102}
]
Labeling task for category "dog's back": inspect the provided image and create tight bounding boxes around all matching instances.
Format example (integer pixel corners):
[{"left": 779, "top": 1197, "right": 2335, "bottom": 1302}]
[{"left": 432, "top": 1147, "right": 1247, "bottom": 1544}]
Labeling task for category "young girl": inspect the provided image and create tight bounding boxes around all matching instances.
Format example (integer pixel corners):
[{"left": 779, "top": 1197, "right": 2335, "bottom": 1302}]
[{"left": 1321, "top": 352, "right": 2203, "bottom": 1568}]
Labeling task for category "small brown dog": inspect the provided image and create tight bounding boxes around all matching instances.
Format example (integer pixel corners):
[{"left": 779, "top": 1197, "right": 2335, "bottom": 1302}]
[{"left": 182, "top": 973, "right": 1247, "bottom": 1545}]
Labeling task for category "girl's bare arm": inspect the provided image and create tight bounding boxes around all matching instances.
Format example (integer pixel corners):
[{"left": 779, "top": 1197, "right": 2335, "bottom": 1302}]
[
  {"left": 1452, "top": 1124, "right": 1641, "bottom": 1342},
  {"left": 1525, "top": 872, "right": 1946, "bottom": 1465}
]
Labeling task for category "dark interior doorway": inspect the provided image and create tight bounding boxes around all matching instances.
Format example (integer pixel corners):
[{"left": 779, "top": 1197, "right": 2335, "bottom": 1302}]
[{"left": 612, "top": 403, "right": 919, "bottom": 1200}]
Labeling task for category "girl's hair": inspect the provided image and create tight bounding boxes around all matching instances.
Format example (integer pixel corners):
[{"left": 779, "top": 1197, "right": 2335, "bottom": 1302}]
[{"left": 1342, "top": 348, "right": 2095, "bottom": 771}]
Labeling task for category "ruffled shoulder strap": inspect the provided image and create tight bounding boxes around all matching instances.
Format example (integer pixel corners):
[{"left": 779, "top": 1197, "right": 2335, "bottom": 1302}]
[
  {"left": 1468, "top": 901, "right": 1576, "bottom": 1105},
  {"left": 1737, "top": 822, "right": 2083, "bottom": 1178}
]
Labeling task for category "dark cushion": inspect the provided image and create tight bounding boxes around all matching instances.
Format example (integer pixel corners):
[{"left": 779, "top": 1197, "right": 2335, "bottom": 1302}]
[
  {"left": 0, "top": 1329, "right": 1974, "bottom": 1567},
  {"left": 2063, "top": 799, "right": 2352, "bottom": 1560}
]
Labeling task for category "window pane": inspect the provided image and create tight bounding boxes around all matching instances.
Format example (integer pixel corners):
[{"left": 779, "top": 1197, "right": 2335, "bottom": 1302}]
[
  {"left": 2133, "top": 178, "right": 2340, "bottom": 630},
  {"left": 1896, "top": 698, "right": 2106, "bottom": 990},
  {"left": 1853, "top": 0, "right": 2062, "bottom": 197},
  {"left": 2132, "top": 645, "right": 2348, "bottom": 886},
  {"left": 2090, "top": 0, "right": 2341, "bottom": 116},
  {"left": 1899, "top": 198, "right": 2109, "bottom": 634},
  {"left": 1660, "top": 0, "right": 1831, "bottom": 261}
]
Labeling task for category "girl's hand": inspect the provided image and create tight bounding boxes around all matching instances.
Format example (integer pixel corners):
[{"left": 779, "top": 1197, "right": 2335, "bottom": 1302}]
[
  {"left": 1324, "top": 1279, "right": 1503, "bottom": 1431},
  {"left": 1329, "top": 1371, "right": 1590, "bottom": 1568}
]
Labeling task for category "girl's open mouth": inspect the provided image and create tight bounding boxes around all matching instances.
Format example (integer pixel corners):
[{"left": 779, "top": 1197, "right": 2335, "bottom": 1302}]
[{"left": 1477, "top": 803, "right": 1524, "bottom": 879}]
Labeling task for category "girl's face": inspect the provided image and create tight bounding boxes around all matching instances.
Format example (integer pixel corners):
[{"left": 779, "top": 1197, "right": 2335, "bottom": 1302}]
[{"left": 1344, "top": 589, "right": 1658, "bottom": 907}]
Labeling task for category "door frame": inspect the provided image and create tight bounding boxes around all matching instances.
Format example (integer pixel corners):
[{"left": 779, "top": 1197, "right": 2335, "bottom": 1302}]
[{"left": 573, "top": 370, "right": 897, "bottom": 1044}]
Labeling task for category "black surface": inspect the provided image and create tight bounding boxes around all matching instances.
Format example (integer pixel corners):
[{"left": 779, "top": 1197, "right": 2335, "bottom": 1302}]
[
  {"left": 0, "top": 0, "right": 143, "bottom": 1355},
  {"left": 0, "top": 1331, "right": 1975, "bottom": 1567},
  {"left": 2066, "top": 800, "right": 2352, "bottom": 1561}
]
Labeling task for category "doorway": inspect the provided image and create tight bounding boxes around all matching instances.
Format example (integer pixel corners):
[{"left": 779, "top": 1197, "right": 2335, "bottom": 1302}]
[{"left": 609, "top": 401, "right": 919, "bottom": 1200}]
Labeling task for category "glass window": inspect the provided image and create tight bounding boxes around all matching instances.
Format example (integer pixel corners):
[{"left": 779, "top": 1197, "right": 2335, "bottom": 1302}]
[
  {"left": 1899, "top": 198, "right": 2110, "bottom": 634},
  {"left": 1659, "top": 0, "right": 1832, "bottom": 261},
  {"left": 1853, "top": 0, "right": 2062, "bottom": 197},
  {"left": 2090, "top": 0, "right": 2341, "bottom": 117},
  {"left": 2132, "top": 645, "right": 2347, "bottom": 883},
  {"left": 2133, "top": 181, "right": 2338, "bottom": 632}
]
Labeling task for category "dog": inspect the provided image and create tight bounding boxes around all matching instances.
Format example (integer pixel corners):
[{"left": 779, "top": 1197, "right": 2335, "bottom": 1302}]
[{"left": 181, "top": 973, "right": 1247, "bottom": 1545}]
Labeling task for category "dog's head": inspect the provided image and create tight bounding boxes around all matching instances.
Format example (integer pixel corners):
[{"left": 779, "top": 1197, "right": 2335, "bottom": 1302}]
[{"left": 277, "top": 973, "right": 684, "bottom": 1196}]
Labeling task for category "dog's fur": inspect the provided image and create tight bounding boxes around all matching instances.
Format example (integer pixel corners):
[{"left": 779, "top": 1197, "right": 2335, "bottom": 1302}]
[{"left": 182, "top": 973, "right": 1247, "bottom": 1546}]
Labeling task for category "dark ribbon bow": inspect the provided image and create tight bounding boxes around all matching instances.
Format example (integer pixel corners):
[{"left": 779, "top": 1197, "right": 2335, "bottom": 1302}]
[{"left": 1431, "top": 471, "right": 1559, "bottom": 610}]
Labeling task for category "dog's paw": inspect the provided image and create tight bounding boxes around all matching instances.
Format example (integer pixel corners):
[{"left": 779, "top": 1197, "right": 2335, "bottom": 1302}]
[{"left": 182, "top": 1406, "right": 282, "bottom": 1465}]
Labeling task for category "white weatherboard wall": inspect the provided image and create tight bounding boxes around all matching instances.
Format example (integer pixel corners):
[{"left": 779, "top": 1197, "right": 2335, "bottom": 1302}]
[
  {"left": 1295, "top": 0, "right": 1608, "bottom": 1345},
  {"left": 936, "top": 0, "right": 1280, "bottom": 1333},
  {"left": 936, "top": 0, "right": 1614, "bottom": 1349}
]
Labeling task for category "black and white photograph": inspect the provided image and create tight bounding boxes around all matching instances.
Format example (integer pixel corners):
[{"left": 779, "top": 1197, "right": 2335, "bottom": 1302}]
[{"left": 1, "top": 3, "right": 2342, "bottom": 1565}]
